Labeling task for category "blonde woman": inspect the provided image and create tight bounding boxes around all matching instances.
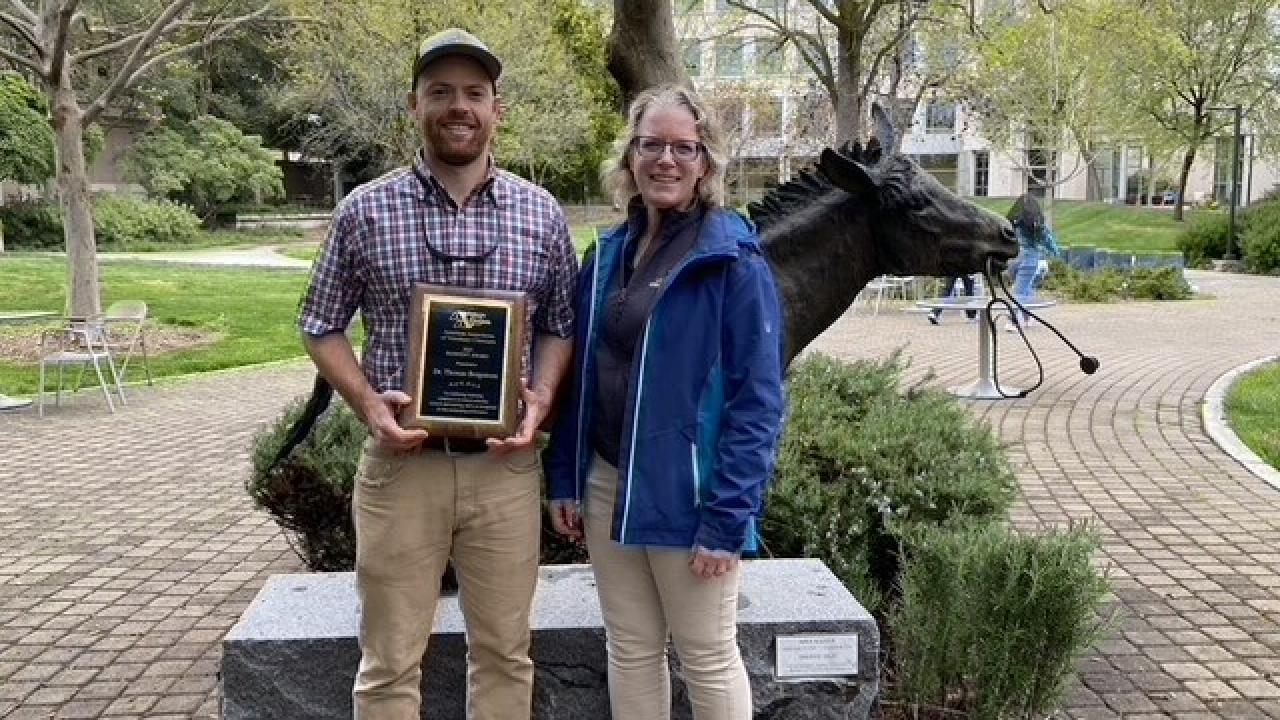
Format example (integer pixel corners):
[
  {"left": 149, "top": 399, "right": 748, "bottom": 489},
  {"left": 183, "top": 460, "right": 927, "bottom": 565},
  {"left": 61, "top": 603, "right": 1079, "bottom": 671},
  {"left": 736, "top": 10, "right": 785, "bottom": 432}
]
[{"left": 545, "top": 84, "right": 785, "bottom": 720}]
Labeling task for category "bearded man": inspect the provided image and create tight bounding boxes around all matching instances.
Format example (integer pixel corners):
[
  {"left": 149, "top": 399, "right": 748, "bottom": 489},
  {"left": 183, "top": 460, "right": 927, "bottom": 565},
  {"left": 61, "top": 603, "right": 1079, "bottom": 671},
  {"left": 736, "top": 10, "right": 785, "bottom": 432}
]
[{"left": 297, "top": 27, "right": 578, "bottom": 720}]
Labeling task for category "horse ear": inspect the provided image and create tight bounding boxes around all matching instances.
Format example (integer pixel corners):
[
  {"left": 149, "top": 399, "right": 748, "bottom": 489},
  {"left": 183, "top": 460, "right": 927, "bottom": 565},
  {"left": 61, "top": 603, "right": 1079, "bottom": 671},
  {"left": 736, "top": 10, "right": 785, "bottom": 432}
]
[
  {"left": 870, "top": 102, "right": 897, "bottom": 158},
  {"left": 864, "top": 136, "right": 883, "bottom": 165},
  {"left": 820, "top": 147, "right": 878, "bottom": 198}
]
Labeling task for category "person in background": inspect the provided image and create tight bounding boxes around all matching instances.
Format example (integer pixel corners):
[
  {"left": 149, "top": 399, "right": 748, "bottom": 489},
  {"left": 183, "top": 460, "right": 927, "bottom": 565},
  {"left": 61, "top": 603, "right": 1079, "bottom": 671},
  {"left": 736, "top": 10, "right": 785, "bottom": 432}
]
[
  {"left": 927, "top": 274, "right": 978, "bottom": 324},
  {"left": 1004, "top": 193, "right": 1060, "bottom": 331},
  {"left": 544, "top": 83, "right": 785, "bottom": 720}
]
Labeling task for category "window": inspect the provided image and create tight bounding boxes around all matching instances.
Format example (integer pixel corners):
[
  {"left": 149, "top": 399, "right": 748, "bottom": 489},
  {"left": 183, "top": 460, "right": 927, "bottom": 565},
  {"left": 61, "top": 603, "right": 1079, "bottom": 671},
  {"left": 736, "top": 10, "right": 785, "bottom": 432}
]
[
  {"left": 712, "top": 96, "right": 747, "bottom": 136},
  {"left": 716, "top": 39, "right": 745, "bottom": 77},
  {"left": 755, "top": 0, "right": 783, "bottom": 11},
  {"left": 1026, "top": 146, "right": 1054, "bottom": 198},
  {"left": 1213, "top": 135, "right": 1244, "bottom": 205},
  {"left": 910, "top": 153, "right": 959, "bottom": 192},
  {"left": 755, "top": 39, "right": 785, "bottom": 75},
  {"left": 682, "top": 40, "right": 703, "bottom": 77},
  {"left": 792, "top": 92, "right": 832, "bottom": 137},
  {"left": 925, "top": 101, "right": 955, "bottom": 134},
  {"left": 741, "top": 157, "right": 780, "bottom": 203},
  {"left": 752, "top": 98, "right": 783, "bottom": 137},
  {"left": 972, "top": 150, "right": 989, "bottom": 197}
]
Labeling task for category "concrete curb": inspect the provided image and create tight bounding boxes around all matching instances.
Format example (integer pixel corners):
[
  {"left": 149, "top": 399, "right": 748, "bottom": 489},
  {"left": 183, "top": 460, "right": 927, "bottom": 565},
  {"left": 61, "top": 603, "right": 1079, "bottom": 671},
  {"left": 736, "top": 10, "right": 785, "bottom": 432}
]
[{"left": 1201, "top": 354, "right": 1280, "bottom": 493}]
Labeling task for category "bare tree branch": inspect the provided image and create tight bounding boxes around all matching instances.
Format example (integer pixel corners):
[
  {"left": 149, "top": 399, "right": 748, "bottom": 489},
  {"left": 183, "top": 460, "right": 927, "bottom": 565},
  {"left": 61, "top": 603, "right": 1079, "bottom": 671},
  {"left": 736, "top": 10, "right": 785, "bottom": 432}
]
[
  {"left": 6, "top": 0, "right": 36, "bottom": 25},
  {"left": 47, "top": 0, "right": 83, "bottom": 83},
  {"left": 0, "top": 9, "right": 38, "bottom": 52},
  {"left": 72, "top": 29, "right": 147, "bottom": 63},
  {"left": 0, "top": 42, "right": 41, "bottom": 72},
  {"left": 85, "top": 3, "right": 272, "bottom": 124},
  {"left": 800, "top": 0, "right": 840, "bottom": 28}
]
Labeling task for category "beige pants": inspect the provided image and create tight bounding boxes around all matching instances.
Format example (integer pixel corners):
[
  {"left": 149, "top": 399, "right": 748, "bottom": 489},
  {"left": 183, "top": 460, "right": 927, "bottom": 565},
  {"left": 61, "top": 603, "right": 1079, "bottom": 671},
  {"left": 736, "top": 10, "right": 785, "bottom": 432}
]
[
  {"left": 584, "top": 455, "right": 751, "bottom": 720},
  {"left": 351, "top": 440, "right": 542, "bottom": 720}
]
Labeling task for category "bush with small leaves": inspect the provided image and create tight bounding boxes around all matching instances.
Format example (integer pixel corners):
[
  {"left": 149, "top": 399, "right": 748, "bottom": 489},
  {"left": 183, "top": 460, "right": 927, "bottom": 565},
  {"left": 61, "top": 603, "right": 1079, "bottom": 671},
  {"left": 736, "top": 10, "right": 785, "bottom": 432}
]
[
  {"left": 763, "top": 353, "right": 1017, "bottom": 615},
  {"left": 890, "top": 523, "right": 1110, "bottom": 720},
  {"left": 1241, "top": 198, "right": 1280, "bottom": 274},
  {"left": 1176, "top": 211, "right": 1230, "bottom": 266},
  {"left": 247, "top": 396, "right": 588, "bottom": 573}
]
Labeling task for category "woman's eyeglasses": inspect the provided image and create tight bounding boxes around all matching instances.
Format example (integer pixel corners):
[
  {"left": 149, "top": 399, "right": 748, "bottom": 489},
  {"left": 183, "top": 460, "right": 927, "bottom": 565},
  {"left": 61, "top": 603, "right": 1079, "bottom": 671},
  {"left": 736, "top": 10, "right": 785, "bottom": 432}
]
[{"left": 633, "top": 136, "right": 703, "bottom": 162}]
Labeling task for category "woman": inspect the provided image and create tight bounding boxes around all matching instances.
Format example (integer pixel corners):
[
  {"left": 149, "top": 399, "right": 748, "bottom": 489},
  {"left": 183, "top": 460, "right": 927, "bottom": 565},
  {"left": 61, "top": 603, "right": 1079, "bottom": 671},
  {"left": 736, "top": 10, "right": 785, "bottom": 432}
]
[
  {"left": 544, "top": 84, "right": 785, "bottom": 720},
  {"left": 1005, "top": 193, "right": 1061, "bottom": 330}
]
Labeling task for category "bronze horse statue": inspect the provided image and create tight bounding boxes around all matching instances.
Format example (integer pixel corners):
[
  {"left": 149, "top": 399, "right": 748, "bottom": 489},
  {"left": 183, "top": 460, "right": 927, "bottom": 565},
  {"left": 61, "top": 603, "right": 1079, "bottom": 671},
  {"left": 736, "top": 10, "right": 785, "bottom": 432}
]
[
  {"left": 270, "top": 106, "right": 1018, "bottom": 464},
  {"left": 755, "top": 105, "right": 1017, "bottom": 363}
]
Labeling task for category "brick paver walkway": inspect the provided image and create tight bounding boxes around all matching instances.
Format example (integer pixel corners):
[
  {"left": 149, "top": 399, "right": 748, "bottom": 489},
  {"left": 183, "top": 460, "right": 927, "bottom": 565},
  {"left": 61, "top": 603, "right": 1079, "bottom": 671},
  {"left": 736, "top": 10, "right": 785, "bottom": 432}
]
[{"left": 1, "top": 268, "right": 1277, "bottom": 719}]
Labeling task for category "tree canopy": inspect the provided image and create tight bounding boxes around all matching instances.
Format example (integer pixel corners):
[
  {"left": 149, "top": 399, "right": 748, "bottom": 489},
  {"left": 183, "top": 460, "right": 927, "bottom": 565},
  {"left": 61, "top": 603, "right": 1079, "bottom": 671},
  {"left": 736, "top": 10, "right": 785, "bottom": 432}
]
[{"left": 0, "top": 72, "right": 55, "bottom": 185}]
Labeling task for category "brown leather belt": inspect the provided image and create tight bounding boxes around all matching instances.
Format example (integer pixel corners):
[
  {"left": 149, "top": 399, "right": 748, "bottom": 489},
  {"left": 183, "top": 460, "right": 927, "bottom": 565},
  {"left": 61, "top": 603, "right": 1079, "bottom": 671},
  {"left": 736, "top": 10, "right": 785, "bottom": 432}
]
[{"left": 421, "top": 436, "right": 490, "bottom": 455}]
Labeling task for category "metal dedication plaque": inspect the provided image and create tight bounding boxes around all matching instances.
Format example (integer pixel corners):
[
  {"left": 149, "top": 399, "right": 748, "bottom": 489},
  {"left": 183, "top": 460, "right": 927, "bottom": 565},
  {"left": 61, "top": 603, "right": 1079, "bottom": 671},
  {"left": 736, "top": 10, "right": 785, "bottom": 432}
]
[
  {"left": 774, "top": 633, "right": 859, "bottom": 680},
  {"left": 401, "top": 284, "right": 527, "bottom": 438}
]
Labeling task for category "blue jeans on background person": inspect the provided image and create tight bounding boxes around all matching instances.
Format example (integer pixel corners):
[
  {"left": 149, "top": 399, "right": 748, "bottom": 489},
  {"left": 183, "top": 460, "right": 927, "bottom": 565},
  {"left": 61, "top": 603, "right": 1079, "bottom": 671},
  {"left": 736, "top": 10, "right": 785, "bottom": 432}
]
[
  {"left": 1010, "top": 247, "right": 1045, "bottom": 325},
  {"left": 928, "top": 275, "right": 977, "bottom": 324}
]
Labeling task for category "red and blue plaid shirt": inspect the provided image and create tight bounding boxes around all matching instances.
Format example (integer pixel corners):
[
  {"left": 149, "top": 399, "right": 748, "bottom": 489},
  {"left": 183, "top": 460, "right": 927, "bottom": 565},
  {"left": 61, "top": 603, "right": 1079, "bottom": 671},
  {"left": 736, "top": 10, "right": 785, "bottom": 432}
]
[{"left": 298, "top": 153, "right": 578, "bottom": 393}]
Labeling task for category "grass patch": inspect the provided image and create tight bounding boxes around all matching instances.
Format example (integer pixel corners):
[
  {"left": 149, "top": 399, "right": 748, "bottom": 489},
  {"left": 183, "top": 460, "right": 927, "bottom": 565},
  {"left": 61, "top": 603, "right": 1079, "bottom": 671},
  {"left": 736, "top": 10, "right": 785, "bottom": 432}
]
[
  {"left": 1226, "top": 361, "right": 1280, "bottom": 470},
  {"left": 971, "top": 199, "right": 1193, "bottom": 254},
  {"left": 0, "top": 256, "right": 313, "bottom": 394},
  {"left": 279, "top": 247, "right": 319, "bottom": 262}
]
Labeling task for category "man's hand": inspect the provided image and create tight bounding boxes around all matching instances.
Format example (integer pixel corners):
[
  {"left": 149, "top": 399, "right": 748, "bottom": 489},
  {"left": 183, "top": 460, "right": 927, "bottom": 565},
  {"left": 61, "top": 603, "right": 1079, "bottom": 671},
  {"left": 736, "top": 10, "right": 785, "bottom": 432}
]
[
  {"left": 548, "top": 499, "right": 583, "bottom": 541},
  {"left": 487, "top": 384, "right": 553, "bottom": 453},
  {"left": 690, "top": 547, "right": 739, "bottom": 580},
  {"left": 362, "top": 390, "right": 429, "bottom": 452}
]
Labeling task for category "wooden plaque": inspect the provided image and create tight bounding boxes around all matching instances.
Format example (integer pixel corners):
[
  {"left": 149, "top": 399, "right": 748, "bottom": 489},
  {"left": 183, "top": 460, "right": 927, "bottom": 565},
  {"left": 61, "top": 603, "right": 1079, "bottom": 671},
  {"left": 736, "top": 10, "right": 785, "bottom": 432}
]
[{"left": 400, "top": 284, "right": 527, "bottom": 438}]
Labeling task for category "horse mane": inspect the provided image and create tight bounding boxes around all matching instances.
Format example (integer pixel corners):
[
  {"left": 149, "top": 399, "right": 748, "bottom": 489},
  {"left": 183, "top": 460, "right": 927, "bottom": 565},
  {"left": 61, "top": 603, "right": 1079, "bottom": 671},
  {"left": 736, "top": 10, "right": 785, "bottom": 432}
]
[{"left": 746, "top": 139, "right": 882, "bottom": 233}]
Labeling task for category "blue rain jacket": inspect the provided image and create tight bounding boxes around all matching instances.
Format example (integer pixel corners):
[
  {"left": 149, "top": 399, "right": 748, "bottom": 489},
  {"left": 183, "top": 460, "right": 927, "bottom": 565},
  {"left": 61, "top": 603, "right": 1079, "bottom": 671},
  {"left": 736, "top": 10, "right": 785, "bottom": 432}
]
[{"left": 544, "top": 206, "right": 785, "bottom": 553}]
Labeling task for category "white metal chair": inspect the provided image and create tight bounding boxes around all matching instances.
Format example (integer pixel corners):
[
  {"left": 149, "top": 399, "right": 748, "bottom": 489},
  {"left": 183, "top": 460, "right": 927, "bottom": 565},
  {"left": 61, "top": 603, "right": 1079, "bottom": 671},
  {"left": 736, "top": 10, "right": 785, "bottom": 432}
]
[
  {"left": 104, "top": 300, "right": 152, "bottom": 385},
  {"left": 37, "top": 315, "right": 127, "bottom": 416},
  {"left": 851, "top": 275, "right": 915, "bottom": 315}
]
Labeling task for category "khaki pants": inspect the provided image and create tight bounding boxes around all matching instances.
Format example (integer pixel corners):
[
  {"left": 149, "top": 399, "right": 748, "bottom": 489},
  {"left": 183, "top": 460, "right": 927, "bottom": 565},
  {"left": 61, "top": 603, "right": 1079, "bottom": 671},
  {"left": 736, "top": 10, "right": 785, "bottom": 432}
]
[
  {"left": 584, "top": 455, "right": 751, "bottom": 720},
  {"left": 351, "top": 440, "right": 542, "bottom": 720}
]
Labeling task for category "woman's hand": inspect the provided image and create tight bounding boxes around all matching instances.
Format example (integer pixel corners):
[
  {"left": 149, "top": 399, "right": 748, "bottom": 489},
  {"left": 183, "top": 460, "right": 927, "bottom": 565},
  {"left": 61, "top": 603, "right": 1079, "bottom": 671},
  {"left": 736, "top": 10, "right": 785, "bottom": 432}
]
[
  {"left": 549, "top": 499, "right": 583, "bottom": 541},
  {"left": 690, "top": 546, "right": 739, "bottom": 579}
]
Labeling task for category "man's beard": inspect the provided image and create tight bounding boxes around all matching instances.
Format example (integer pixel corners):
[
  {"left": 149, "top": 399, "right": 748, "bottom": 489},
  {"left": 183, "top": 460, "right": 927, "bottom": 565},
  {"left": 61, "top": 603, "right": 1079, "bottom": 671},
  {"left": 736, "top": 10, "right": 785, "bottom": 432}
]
[{"left": 426, "top": 120, "right": 490, "bottom": 167}]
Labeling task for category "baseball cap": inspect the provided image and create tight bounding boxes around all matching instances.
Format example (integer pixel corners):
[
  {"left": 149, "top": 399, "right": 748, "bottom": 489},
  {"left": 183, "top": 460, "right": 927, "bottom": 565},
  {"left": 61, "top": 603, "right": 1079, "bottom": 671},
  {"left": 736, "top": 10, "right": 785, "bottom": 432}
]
[{"left": 412, "top": 28, "right": 502, "bottom": 87}]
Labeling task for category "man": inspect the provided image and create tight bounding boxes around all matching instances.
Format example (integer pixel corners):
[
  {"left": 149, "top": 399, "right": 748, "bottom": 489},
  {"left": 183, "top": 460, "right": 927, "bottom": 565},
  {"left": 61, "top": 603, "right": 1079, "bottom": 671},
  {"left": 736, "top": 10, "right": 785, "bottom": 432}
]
[{"left": 297, "top": 28, "right": 577, "bottom": 719}]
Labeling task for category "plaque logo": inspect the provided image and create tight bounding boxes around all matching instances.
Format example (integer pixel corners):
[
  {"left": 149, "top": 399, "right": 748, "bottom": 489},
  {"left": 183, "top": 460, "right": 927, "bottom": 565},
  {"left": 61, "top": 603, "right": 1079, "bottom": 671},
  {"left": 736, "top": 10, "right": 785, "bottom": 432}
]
[{"left": 450, "top": 310, "right": 492, "bottom": 330}]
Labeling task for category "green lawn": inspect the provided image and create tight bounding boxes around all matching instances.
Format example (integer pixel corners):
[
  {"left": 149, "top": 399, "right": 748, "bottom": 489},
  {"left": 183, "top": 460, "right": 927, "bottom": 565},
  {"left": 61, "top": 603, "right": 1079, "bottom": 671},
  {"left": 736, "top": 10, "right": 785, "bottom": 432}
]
[
  {"left": 0, "top": 256, "right": 312, "bottom": 394},
  {"left": 1226, "top": 361, "right": 1280, "bottom": 471},
  {"left": 971, "top": 198, "right": 1190, "bottom": 254}
]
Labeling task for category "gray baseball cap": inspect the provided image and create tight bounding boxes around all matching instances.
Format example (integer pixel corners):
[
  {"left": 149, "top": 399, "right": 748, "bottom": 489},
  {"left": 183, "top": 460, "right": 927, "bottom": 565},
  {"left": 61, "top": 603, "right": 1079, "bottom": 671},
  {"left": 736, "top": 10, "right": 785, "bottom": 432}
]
[{"left": 412, "top": 28, "right": 502, "bottom": 87}]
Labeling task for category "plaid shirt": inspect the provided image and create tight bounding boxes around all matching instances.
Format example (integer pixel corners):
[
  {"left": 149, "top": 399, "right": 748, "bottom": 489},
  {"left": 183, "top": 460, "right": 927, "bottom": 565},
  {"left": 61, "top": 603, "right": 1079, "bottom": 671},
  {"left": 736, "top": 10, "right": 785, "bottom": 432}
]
[{"left": 298, "top": 153, "right": 578, "bottom": 393}]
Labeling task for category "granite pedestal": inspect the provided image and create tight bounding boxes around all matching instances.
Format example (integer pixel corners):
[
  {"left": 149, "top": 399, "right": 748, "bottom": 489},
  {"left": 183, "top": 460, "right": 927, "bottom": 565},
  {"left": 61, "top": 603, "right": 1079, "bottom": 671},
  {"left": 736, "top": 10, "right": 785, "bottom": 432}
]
[{"left": 221, "top": 559, "right": 879, "bottom": 719}]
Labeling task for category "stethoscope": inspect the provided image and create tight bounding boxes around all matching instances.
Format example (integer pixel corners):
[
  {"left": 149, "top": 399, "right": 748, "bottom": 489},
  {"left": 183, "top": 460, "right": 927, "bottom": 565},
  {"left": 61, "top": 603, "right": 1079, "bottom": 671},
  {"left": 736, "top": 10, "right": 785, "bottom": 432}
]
[{"left": 980, "top": 254, "right": 1100, "bottom": 399}]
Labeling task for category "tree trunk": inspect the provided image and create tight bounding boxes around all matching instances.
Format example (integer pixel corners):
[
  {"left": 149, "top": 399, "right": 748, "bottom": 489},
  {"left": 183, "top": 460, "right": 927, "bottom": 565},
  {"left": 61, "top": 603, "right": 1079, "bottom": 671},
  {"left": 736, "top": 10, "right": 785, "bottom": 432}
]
[
  {"left": 834, "top": 34, "right": 863, "bottom": 143},
  {"left": 1174, "top": 141, "right": 1197, "bottom": 222},
  {"left": 51, "top": 79, "right": 101, "bottom": 318},
  {"left": 609, "top": 0, "right": 685, "bottom": 108}
]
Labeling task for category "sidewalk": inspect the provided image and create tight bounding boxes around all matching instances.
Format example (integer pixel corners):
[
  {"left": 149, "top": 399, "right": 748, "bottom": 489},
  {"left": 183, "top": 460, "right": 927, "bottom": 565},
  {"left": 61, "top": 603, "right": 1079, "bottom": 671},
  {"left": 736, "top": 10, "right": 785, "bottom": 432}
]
[{"left": 0, "top": 270, "right": 1277, "bottom": 718}]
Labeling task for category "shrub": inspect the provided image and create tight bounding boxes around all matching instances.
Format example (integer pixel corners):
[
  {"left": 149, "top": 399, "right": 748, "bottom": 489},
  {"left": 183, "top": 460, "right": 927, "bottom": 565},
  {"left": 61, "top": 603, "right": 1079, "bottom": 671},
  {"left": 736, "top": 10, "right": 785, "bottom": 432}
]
[
  {"left": 1176, "top": 211, "right": 1229, "bottom": 265},
  {"left": 890, "top": 523, "right": 1110, "bottom": 720},
  {"left": 763, "top": 353, "right": 1017, "bottom": 615},
  {"left": 93, "top": 194, "right": 202, "bottom": 250},
  {"left": 247, "top": 394, "right": 588, "bottom": 573},
  {"left": 1041, "top": 263, "right": 1126, "bottom": 302},
  {"left": 248, "top": 396, "right": 365, "bottom": 571},
  {"left": 1126, "top": 266, "right": 1193, "bottom": 300},
  {"left": 0, "top": 201, "right": 63, "bottom": 249},
  {"left": 1241, "top": 198, "right": 1280, "bottom": 274},
  {"left": 1042, "top": 262, "right": 1191, "bottom": 302},
  {"left": 125, "top": 114, "right": 284, "bottom": 221}
]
